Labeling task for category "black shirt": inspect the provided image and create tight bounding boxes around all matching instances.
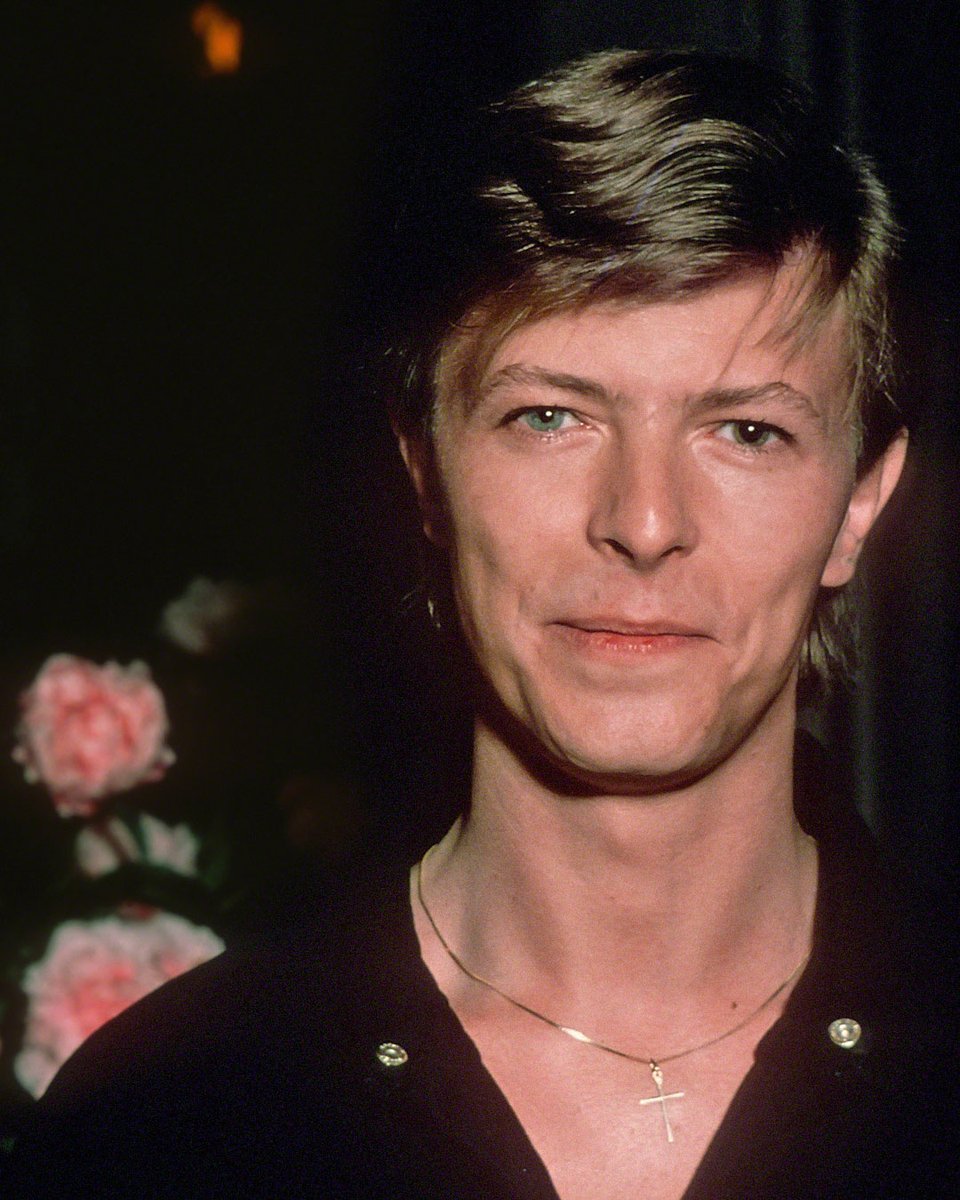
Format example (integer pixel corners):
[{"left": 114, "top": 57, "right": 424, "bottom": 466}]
[{"left": 5, "top": 762, "right": 960, "bottom": 1198}]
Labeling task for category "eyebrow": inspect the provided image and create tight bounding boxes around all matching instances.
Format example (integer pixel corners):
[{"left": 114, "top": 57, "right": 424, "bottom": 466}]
[
  {"left": 477, "top": 364, "right": 610, "bottom": 407},
  {"left": 477, "top": 363, "right": 823, "bottom": 420},
  {"left": 688, "top": 382, "right": 824, "bottom": 421}
]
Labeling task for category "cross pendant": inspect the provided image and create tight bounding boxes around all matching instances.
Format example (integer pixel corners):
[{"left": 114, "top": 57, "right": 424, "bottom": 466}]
[{"left": 638, "top": 1061, "right": 685, "bottom": 1143}]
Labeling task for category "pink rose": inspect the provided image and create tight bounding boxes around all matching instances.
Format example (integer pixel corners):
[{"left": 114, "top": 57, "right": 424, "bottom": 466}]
[
  {"left": 13, "top": 655, "right": 175, "bottom": 817},
  {"left": 15, "top": 912, "right": 224, "bottom": 1098}
]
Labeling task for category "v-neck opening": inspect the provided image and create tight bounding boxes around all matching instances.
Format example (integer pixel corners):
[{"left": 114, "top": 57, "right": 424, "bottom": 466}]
[
  {"left": 400, "top": 870, "right": 827, "bottom": 1200},
  {"left": 393, "top": 750, "right": 876, "bottom": 1200}
]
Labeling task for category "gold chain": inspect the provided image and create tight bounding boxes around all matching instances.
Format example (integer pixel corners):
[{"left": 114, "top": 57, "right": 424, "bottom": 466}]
[{"left": 416, "top": 847, "right": 811, "bottom": 1070}]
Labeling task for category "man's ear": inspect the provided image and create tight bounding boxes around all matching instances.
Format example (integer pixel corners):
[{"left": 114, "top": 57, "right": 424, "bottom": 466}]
[
  {"left": 821, "top": 428, "right": 908, "bottom": 588},
  {"left": 396, "top": 429, "right": 447, "bottom": 546}
]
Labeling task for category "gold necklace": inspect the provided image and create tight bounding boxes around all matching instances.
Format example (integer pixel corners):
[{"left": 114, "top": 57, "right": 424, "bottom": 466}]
[{"left": 416, "top": 848, "right": 812, "bottom": 1144}]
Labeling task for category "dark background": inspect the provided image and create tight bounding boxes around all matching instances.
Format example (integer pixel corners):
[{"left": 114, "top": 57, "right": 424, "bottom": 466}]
[{"left": 2, "top": 1, "right": 958, "bottom": 896}]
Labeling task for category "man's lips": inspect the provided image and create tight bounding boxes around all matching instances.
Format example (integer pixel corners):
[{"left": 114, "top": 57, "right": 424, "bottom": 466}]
[
  {"left": 550, "top": 618, "right": 710, "bottom": 655},
  {"left": 555, "top": 617, "right": 708, "bottom": 637}
]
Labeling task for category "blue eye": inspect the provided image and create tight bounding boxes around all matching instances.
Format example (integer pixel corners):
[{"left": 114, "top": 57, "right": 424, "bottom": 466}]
[{"left": 520, "top": 407, "right": 570, "bottom": 432}]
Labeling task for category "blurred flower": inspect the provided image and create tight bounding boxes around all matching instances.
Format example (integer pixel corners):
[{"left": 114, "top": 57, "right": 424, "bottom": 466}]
[
  {"left": 76, "top": 814, "right": 200, "bottom": 879},
  {"left": 15, "top": 912, "right": 224, "bottom": 1098},
  {"left": 159, "top": 577, "right": 249, "bottom": 656},
  {"left": 13, "top": 655, "right": 175, "bottom": 817},
  {"left": 159, "top": 575, "right": 309, "bottom": 658},
  {"left": 138, "top": 813, "right": 200, "bottom": 874},
  {"left": 74, "top": 817, "right": 139, "bottom": 876}
]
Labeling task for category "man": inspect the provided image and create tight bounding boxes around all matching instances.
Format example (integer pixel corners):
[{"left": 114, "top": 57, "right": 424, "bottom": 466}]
[{"left": 6, "top": 48, "right": 958, "bottom": 1200}]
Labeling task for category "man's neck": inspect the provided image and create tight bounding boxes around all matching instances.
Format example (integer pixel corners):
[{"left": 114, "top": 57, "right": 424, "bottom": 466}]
[{"left": 417, "top": 707, "right": 818, "bottom": 1051}]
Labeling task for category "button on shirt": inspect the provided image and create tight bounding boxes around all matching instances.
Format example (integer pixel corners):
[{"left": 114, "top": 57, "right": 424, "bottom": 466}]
[{"left": 5, "top": 745, "right": 960, "bottom": 1199}]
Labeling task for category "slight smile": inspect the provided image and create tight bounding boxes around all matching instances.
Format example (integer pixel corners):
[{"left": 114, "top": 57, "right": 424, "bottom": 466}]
[{"left": 552, "top": 620, "right": 711, "bottom": 655}]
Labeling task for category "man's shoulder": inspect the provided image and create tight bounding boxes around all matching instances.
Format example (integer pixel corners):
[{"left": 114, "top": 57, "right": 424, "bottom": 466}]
[
  {"left": 61, "top": 865, "right": 409, "bottom": 1076},
  {"left": 3, "top": 865, "right": 417, "bottom": 1197}
]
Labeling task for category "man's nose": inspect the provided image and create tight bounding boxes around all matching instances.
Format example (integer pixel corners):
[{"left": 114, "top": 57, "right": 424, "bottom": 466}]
[{"left": 585, "top": 438, "right": 698, "bottom": 567}]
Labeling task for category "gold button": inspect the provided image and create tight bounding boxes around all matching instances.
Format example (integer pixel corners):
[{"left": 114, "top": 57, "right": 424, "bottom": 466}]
[
  {"left": 828, "top": 1018, "right": 862, "bottom": 1049},
  {"left": 376, "top": 1041, "right": 409, "bottom": 1068}
]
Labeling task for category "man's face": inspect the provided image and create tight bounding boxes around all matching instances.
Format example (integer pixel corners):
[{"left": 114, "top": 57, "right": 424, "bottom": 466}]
[{"left": 407, "top": 267, "right": 902, "bottom": 789}]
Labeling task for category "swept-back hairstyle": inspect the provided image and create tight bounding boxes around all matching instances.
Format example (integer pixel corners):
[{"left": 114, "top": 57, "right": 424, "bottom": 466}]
[{"left": 388, "top": 48, "right": 902, "bottom": 696}]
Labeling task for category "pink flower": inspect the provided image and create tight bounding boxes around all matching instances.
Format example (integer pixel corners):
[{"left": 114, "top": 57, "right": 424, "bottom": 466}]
[
  {"left": 13, "top": 655, "right": 175, "bottom": 817},
  {"left": 15, "top": 912, "right": 225, "bottom": 1098}
]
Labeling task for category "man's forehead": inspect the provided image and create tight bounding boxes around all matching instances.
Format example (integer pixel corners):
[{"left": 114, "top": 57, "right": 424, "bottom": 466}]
[
  {"left": 430, "top": 257, "right": 855, "bottom": 436},
  {"left": 473, "top": 276, "right": 848, "bottom": 400},
  {"left": 511, "top": 260, "right": 847, "bottom": 357}
]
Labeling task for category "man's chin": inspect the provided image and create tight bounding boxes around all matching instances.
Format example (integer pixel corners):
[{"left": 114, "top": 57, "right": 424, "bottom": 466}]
[
  {"left": 478, "top": 687, "right": 724, "bottom": 797},
  {"left": 538, "top": 736, "right": 724, "bottom": 797}
]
